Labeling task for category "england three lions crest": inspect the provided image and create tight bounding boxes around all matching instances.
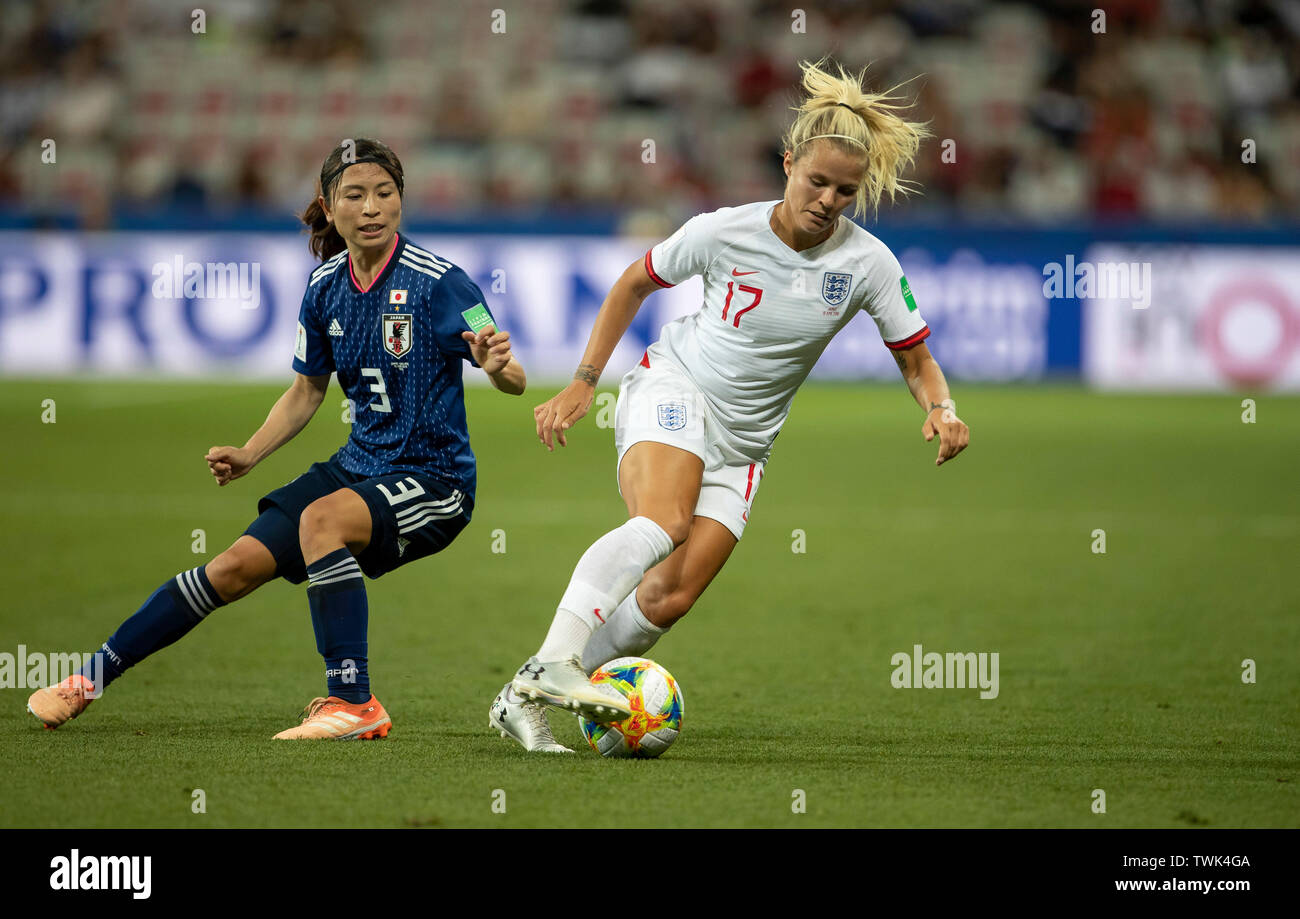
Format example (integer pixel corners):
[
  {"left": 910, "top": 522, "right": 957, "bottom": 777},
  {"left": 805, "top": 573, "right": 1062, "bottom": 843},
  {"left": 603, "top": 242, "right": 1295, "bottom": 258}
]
[
  {"left": 821, "top": 272, "right": 852, "bottom": 307},
  {"left": 383, "top": 313, "right": 413, "bottom": 358},
  {"left": 657, "top": 401, "right": 687, "bottom": 431}
]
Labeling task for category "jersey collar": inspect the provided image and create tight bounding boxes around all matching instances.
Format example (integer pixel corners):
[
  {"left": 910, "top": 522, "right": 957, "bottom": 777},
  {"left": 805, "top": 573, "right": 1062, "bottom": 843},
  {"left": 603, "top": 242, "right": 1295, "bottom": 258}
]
[{"left": 347, "top": 232, "right": 404, "bottom": 294}]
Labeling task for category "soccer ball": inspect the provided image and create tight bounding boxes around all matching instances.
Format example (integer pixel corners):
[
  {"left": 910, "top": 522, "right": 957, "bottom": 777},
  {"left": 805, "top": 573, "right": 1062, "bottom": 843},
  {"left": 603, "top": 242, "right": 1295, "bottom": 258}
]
[{"left": 578, "top": 657, "right": 684, "bottom": 758}]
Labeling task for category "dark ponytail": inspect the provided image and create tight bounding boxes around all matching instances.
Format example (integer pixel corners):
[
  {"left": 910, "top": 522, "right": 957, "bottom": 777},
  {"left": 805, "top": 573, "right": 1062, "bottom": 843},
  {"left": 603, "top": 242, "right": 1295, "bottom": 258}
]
[{"left": 300, "top": 137, "right": 406, "bottom": 262}]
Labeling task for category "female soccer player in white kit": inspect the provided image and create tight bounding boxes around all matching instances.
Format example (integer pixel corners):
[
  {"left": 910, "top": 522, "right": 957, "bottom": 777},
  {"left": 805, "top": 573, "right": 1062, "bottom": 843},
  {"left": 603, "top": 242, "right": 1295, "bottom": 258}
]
[{"left": 490, "top": 61, "right": 971, "bottom": 752}]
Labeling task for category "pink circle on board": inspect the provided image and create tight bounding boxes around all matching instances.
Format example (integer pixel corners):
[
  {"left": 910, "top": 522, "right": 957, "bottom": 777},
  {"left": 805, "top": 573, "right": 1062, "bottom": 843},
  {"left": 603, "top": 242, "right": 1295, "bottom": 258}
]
[{"left": 1198, "top": 279, "right": 1299, "bottom": 386}]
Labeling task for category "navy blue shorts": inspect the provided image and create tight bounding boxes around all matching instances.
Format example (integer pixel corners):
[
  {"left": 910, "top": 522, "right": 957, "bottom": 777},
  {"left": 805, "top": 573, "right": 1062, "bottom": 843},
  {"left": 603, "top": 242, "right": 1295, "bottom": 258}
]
[{"left": 243, "top": 454, "right": 472, "bottom": 584}]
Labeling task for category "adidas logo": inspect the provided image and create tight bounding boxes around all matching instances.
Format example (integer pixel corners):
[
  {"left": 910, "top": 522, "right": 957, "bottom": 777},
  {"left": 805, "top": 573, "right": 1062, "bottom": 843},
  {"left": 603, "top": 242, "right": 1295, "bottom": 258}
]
[{"left": 328, "top": 318, "right": 343, "bottom": 336}]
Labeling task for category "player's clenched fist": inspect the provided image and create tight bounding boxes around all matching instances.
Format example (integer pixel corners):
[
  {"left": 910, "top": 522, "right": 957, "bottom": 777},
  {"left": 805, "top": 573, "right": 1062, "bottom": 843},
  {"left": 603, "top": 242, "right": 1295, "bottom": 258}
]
[
  {"left": 206, "top": 445, "right": 254, "bottom": 486},
  {"left": 922, "top": 405, "right": 970, "bottom": 467},
  {"left": 534, "top": 380, "right": 595, "bottom": 451},
  {"left": 460, "top": 325, "right": 514, "bottom": 375}
]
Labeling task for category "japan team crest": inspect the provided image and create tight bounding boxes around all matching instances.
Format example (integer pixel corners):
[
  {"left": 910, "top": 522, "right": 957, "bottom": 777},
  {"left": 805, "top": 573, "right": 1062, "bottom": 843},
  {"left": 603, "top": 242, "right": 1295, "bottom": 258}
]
[
  {"left": 657, "top": 401, "right": 687, "bottom": 431},
  {"left": 821, "top": 272, "right": 852, "bottom": 306},
  {"left": 383, "top": 313, "right": 413, "bottom": 358}
]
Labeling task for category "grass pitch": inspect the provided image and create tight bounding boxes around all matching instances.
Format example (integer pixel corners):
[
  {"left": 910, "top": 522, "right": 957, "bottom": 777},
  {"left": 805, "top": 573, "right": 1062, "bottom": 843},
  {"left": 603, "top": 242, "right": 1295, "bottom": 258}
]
[{"left": 1, "top": 379, "right": 1296, "bottom": 828}]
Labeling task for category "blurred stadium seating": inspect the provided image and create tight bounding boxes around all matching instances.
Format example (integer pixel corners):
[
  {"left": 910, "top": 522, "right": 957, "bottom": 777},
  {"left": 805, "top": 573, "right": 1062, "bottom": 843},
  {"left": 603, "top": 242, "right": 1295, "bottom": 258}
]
[{"left": 1, "top": 0, "right": 1297, "bottom": 230}]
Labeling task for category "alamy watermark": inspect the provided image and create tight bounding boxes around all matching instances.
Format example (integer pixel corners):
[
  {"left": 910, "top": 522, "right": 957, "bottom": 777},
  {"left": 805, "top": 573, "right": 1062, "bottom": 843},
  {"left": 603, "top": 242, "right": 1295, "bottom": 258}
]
[
  {"left": 49, "top": 849, "right": 151, "bottom": 899},
  {"left": 1043, "top": 255, "right": 1151, "bottom": 309},
  {"left": 152, "top": 256, "right": 261, "bottom": 310},
  {"left": 1, "top": 646, "right": 104, "bottom": 696},
  {"left": 891, "top": 644, "right": 999, "bottom": 699}
]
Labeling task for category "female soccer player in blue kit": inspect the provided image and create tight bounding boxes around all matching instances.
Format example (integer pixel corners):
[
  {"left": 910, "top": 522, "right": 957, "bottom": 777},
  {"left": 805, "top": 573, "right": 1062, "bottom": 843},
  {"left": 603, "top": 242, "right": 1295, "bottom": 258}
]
[{"left": 28, "top": 138, "right": 525, "bottom": 739}]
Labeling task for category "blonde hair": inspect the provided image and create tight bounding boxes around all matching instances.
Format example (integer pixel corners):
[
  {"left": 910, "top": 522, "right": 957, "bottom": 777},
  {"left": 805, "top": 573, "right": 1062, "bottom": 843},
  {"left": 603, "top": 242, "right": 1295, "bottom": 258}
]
[{"left": 781, "top": 59, "right": 931, "bottom": 219}]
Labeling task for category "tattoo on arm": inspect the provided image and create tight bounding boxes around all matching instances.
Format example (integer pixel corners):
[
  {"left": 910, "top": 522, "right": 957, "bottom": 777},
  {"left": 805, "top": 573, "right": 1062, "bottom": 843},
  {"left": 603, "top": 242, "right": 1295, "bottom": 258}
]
[
  {"left": 930, "top": 401, "right": 943, "bottom": 411},
  {"left": 892, "top": 350, "right": 908, "bottom": 373},
  {"left": 573, "top": 363, "right": 600, "bottom": 385}
]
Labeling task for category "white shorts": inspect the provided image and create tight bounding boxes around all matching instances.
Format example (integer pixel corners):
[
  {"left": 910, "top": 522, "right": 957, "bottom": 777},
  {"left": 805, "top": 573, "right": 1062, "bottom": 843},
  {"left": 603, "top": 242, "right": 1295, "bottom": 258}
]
[{"left": 613, "top": 355, "right": 765, "bottom": 541}]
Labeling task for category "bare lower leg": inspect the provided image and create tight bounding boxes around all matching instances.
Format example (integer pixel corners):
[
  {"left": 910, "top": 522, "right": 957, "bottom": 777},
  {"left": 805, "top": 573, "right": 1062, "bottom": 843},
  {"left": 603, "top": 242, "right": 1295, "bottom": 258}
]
[
  {"left": 534, "top": 443, "right": 703, "bottom": 661},
  {"left": 634, "top": 516, "right": 737, "bottom": 628},
  {"left": 581, "top": 516, "right": 737, "bottom": 672}
]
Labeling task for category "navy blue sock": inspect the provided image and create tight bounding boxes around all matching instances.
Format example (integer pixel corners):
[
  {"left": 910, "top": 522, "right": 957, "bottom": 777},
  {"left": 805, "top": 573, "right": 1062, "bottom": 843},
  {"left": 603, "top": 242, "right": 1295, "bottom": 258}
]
[
  {"left": 80, "top": 566, "right": 227, "bottom": 689},
  {"left": 306, "top": 548, "right": 369, "bottom": 704}
]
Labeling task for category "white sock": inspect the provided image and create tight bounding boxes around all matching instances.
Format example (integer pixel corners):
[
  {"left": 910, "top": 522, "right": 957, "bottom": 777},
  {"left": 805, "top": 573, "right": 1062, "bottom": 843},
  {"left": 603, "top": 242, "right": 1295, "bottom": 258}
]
[
  {"left": 581, "top": 588, "right": 667, "bottom": 674},
  {"left": 536, "top": 516, "right": 674, "bottom": 661}
]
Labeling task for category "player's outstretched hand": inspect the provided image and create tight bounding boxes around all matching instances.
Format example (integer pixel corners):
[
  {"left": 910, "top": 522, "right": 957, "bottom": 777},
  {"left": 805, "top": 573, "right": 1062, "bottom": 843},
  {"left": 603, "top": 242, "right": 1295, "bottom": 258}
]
[
  {"left": 206, "top": 445, "right": 254, "bottom": 486},
  {"left": 922, "top": 406, "right": 970, "bottom": 467},
  {"left": 460, "top": 325, "right": 513, "bottom": 375},
  {"left": 534, "top": 380, "right": 595, "bottom": 452}
]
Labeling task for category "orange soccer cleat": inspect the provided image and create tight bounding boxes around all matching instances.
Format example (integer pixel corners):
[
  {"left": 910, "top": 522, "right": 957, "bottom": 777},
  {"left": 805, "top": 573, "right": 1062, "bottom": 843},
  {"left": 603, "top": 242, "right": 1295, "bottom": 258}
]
[
  {"left": 27, "top": 673, "right": 97, "bottom": 730},
  {"left": 273, "top": 694, "right": 392, "bottom": 740}
]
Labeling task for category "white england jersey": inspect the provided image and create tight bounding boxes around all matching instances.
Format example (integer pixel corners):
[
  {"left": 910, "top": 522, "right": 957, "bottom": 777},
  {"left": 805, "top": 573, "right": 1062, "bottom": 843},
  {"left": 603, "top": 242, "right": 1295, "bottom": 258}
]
[{"left": 643, "top": 200, "right": 930, "bottom": 464}]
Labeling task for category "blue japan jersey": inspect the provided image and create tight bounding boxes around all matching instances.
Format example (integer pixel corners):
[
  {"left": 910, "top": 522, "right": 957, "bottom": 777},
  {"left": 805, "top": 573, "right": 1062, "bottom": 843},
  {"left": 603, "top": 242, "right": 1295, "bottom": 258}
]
[{"left": 292, "top": 233, "right": 494, "bottom": 502}]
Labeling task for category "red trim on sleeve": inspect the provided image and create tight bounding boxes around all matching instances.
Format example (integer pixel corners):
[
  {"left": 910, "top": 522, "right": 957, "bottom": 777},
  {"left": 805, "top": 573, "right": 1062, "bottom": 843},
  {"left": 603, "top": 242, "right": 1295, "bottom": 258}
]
[
  {"left": 644, "top": 250, "right": 673, "bottom": 288},
  {"left": 640, "top": 350, "right": 650, "bottom": 368},
  {"left": 885, "top": 326, "right": 931, "bottom": 351}
]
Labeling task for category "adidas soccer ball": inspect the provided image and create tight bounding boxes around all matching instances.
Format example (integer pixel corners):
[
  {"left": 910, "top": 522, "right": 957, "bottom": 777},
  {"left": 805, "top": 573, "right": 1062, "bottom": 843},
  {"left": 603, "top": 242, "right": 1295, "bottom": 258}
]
[{"left": 578, "top": 657, "right": 684, "bottom": 758}]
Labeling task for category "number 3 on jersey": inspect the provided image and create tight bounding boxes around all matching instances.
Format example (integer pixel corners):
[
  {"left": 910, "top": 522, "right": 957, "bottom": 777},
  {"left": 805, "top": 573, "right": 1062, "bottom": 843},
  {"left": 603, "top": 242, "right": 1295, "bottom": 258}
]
[
  {"left": 361, "top": 367, "right": 391, "bottom": 413},
  {"left": 722, "top": 282, "right": 763, "bottom": 327}
]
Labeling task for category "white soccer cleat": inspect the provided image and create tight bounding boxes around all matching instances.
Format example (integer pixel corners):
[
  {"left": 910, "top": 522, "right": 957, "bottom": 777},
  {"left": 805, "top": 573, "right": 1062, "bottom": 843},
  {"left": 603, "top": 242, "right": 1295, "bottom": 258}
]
[
  {"left": 511, "top": 655, "right": 632, "bottom": 724},
  {"left": 489, "top": 683, "right": 573, "bottom": 753}
]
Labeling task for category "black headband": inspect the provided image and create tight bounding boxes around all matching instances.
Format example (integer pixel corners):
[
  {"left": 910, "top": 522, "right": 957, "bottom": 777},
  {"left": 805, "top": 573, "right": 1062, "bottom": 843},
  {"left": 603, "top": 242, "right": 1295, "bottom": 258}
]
[{"left": 321, "top": 155, "right": 403, "bottom": 196}]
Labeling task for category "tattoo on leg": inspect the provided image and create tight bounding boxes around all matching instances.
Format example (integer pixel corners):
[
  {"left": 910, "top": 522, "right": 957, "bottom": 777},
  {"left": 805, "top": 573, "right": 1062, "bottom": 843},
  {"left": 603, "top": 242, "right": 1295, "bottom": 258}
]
[{"left": 574, "top": 364, "right": 600, "bottom": 385}]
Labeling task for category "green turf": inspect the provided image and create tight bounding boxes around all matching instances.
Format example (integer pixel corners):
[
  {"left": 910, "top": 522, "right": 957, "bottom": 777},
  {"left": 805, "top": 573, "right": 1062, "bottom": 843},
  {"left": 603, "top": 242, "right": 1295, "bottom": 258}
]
[{"left": 1, "top": 379, "right": 1296, "bottom": 828}]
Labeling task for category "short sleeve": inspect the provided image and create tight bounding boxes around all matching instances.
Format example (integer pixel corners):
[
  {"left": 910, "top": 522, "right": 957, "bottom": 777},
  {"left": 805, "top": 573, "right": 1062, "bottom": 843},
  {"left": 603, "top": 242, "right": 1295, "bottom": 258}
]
[
  {"left": 434, "top": 267, "right": 497, "bottom": 367},
  {"left": 292, "top": 286, "right": 334, "bottom": 376},
  {"left": 645, "top": 211, "right": 720, "bottom": 288},
  {"left": 858, "top": 245, "right": 930, "bottom": 351}
]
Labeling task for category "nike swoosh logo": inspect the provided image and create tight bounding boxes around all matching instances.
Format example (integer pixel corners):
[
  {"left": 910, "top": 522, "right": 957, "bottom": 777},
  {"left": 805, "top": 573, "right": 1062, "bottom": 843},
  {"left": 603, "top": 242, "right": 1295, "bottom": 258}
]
[{"left": 732, "top": 268, "right": 758, "bottom": 276}]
